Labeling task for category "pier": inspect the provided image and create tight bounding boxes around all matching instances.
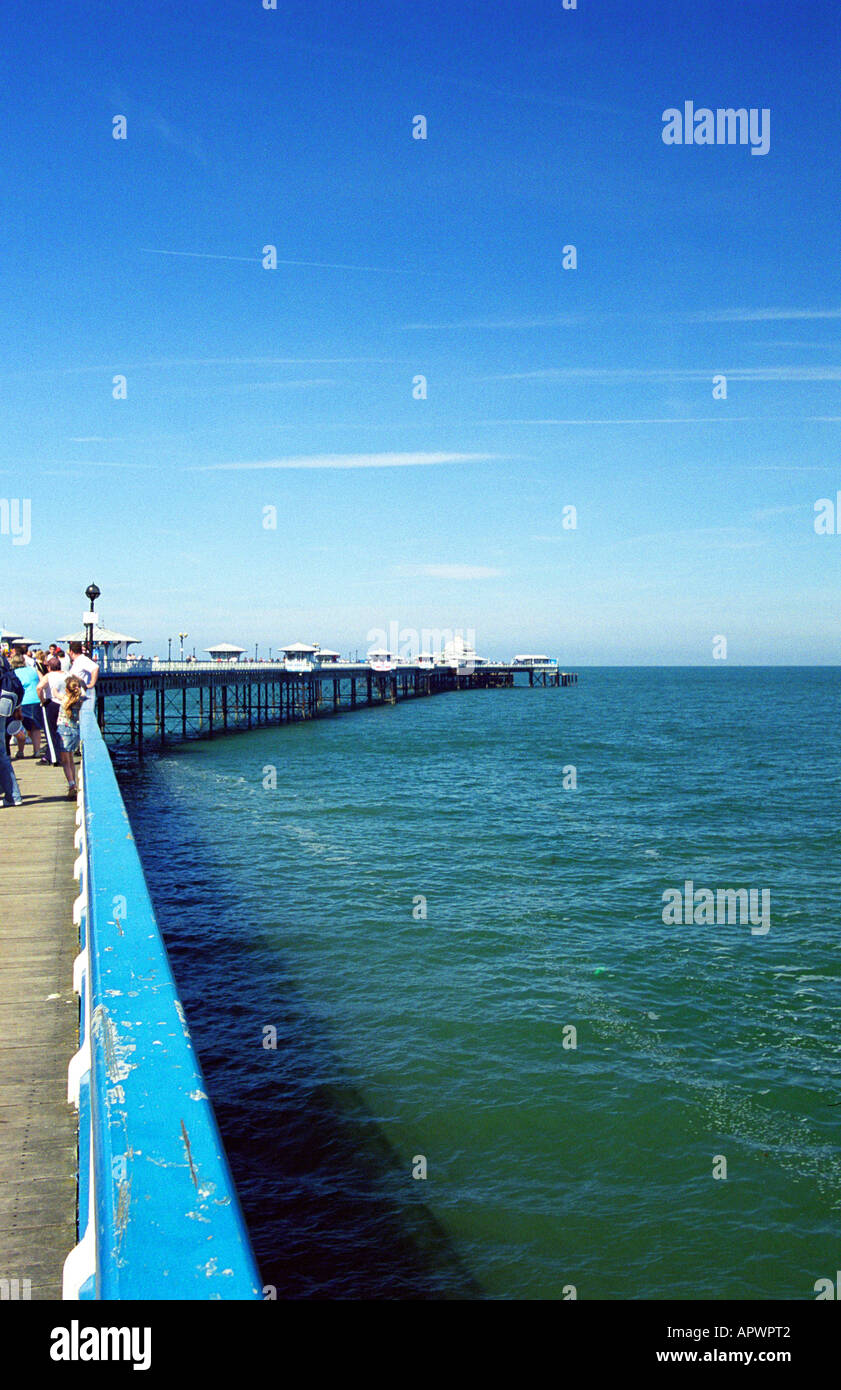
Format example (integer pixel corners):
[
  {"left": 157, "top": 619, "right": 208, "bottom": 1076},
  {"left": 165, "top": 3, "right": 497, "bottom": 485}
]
[
  {"left": 0, "top": 653, "right": 575, "bottom": 1299},
  {"left": 93, "top": 659, "right": 578, "bottom": 752}
]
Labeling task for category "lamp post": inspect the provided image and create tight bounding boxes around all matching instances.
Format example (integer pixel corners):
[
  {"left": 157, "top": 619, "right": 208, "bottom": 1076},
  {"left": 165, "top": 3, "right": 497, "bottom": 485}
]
[
  {"left": 84, "top": 583, "right": 100, "bottom": 659},
  {"left": 255, "top": 642, "right": 258, "bottom": 661},
  {"left": 179, "top": 631, "right": 188, "bottom": 662},
  {"left": 168, "top": 637, "right": 172, "bottom": 663}
]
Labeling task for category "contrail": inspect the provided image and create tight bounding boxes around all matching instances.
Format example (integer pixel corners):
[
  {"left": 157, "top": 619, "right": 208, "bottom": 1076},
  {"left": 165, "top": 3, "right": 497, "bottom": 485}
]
[
  {"left": 140, "top": 248, "right": 257, "bottom": 263},
  {"left": 140, "top": 247, "right": 406, "bottom": 273}
]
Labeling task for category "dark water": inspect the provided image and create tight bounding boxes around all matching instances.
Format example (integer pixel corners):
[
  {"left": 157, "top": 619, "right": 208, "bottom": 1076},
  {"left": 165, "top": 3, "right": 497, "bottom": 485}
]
[{"left": 117, "top": 669, "right": 841, "bottom": 1300}]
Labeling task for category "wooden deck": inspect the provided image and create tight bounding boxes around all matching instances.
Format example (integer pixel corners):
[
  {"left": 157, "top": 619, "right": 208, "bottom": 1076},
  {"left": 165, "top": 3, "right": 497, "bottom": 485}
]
[{"left": 0, "top": 754, "right": 79, "bottom": 1299}]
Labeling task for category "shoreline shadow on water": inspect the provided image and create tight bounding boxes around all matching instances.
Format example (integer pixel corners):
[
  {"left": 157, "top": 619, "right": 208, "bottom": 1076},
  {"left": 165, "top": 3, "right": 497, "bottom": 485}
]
[{"left": 117, "top": 751, "right": 482, "bottom": 1300}]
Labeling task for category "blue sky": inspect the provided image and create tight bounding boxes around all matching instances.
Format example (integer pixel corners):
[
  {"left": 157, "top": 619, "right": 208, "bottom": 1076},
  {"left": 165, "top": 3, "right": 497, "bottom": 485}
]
[{"left": 3, "top": 0, "right": 840, "bottom": 662}]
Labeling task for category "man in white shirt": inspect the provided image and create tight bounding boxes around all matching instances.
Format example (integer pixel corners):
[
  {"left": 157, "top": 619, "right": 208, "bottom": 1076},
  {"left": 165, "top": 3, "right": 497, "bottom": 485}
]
[
  {"left": 36, "top": 659, "right": 69, "bottom": 778},
  {"left": 67, "top": 642, "right": 99, "bottom": 695}
]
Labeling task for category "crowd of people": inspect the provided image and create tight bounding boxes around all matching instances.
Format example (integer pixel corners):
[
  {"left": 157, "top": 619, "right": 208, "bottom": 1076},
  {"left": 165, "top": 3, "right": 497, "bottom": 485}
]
[{"left": 0, "top": 641, "right": 99, "bottom": 808}]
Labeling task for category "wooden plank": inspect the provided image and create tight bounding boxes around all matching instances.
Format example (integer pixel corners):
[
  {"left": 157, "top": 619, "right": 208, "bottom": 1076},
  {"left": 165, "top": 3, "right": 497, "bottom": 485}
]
[{"left": 0, "top": 756, "right": 79, "bottom": 1300}]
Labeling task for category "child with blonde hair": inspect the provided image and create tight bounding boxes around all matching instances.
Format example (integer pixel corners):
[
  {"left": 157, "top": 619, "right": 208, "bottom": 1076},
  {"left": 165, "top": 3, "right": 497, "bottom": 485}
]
[{"left": 56, "top": 675, "right": 85, "bottom": 798}]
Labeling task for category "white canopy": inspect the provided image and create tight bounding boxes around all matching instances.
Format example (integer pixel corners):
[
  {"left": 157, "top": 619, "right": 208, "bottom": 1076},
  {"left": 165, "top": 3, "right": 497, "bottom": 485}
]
[
  {"left": 1, "top": 629, "right": 22, "bottom": 641},
  {"left": 442, "top": 637, "right": 476, "bottom": 657},
  {"left": 62, "top": 626, "right": 141, "bottom": 646},
  {"left": 280, "top": 642, "right": 318, "bottom": 654},
  {"left": 205, "top": 643, "right": 245, "bottom": 654}
]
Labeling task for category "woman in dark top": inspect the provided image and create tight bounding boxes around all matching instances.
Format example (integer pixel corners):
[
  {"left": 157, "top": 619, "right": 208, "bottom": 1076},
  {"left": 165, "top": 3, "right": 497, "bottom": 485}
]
[{"left": 0, "top": 653, "right": 24, "bottom": 807}]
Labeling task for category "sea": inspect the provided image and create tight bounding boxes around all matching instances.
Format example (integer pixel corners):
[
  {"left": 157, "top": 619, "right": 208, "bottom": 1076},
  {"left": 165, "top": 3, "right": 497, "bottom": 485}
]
[{"left": 116, "top": 667, "right": 841, "bottom": 1300}]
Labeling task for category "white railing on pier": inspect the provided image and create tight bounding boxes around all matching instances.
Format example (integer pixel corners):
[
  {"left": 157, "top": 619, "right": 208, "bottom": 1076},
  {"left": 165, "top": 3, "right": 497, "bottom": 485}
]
[{"left": 62, "top": 704, "right": 262, "bottom": 1300}]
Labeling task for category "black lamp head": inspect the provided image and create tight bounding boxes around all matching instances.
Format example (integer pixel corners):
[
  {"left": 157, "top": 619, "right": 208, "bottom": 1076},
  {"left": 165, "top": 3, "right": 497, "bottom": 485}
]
[{"left": 85, "top": 582, "right": 101, "bottom": 604}]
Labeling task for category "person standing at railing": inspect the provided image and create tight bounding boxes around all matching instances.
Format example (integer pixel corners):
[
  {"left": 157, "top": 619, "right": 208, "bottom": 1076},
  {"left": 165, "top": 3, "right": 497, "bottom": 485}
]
[
  {"left": 7, "top": 652, "right": 43, "bottom": 760},
  {"left": 0, "top": 652, "right": 24, "bottom": 808},
  {"left": 36, "top": 659, "right": 79, "bottom": 795},
  {"left": 37, "top": 657, "right": 64, "bottom": 767}
]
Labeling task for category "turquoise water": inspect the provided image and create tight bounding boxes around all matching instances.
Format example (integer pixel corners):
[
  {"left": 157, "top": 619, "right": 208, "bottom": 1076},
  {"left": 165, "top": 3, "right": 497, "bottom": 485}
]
[{"left": 117, "top": 669, "right": 841, "bottom": 1299}]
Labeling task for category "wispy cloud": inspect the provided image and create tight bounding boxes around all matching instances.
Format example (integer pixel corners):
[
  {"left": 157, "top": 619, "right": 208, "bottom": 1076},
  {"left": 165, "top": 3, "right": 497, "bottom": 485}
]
[
  {"left": 748, "top": 464, "right": 832, "bottom": 472},
  {"left": 403, "top": 313, "right": 594, "bottom": 330},
  {"left": 747, "top": 340, "right": 841, "bottom": 349},
  {"left": 689, "top": 307, "right": 841, "bottom": 323},
  {"left": 1, "top": 356, "right": 398, "bottom": 380},
  {"left": 484, "top": 367, "right": 841, "bottom": 383},
  {"left": 147, "top": 114, "right": 209, "bottom": 168},
  {"left": 140, "top": 247, "right": 408, "bottom": 274},
  {"left": 476, "top": 415, "right": 758, "bottom": 425},
  {"left": 404, "top": 306, "right": 841, "bottom": 331},
  {"left": 394, "top": 563, "right": 503, "bottom": 580},
  {"left": 111, "top": 91, "right": 210, "bottom": 167},
  {"left": 751, "top": 504, "right": 810, "bottom": 520},
  {"left": 196, "top": 452, "right": 502, "bottom": 472},
  {"left": 429, "top": 72, "right": 638, "bottom": 119},
  {"left": 224, "top": 379, "right": 336, "bottom": 392},
  {"left": 219, "top": 25, "right": 637, "bottom": 120},
  {"left": 78, "top": 355, "right": 394, "bottom": 372},
  {"left": 40, "top": 461, "right": 155, "bottom": 475}
]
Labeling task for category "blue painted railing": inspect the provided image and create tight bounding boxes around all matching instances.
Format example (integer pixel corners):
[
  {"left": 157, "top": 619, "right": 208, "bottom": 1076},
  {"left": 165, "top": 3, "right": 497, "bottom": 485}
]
[{"left": 63, "top": 702, "right": 261, "bottom": 1299}]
